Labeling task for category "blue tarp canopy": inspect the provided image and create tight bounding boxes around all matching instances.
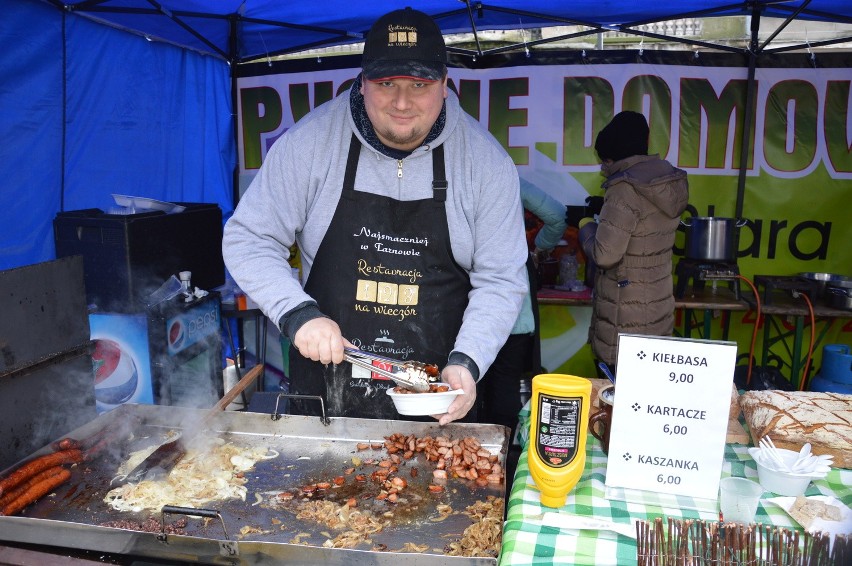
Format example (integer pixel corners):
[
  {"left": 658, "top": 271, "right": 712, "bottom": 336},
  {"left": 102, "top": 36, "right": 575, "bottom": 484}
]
[
  {"left": 45, "top": 0, "right": 852, "bottom": 60},
  {"left": 1, "top": 0, "right": 851, "bottom": 270}
]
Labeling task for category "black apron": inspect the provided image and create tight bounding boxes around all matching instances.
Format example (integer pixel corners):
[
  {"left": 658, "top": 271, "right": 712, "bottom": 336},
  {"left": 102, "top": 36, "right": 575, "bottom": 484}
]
[{"left": 288, "top": 134, "right": 471, "bottom": 419}]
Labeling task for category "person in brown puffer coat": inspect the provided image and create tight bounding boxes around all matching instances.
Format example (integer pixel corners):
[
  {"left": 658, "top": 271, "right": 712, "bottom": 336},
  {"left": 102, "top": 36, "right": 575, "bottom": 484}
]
[{"left": 578, "top": 111, "right": 689, "bottom": 375}]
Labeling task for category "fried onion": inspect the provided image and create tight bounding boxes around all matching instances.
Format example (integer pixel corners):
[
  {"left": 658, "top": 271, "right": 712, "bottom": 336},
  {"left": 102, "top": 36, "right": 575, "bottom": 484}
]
[
  {"left": 444, "top": 496, "right": 504, "bottom": 558},
  {"left": 104, "top": 440, "right": 275, "bottom": 513}
]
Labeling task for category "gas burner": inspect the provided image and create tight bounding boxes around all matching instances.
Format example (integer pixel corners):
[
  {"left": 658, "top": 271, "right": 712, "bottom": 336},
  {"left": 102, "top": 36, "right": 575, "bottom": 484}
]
[
  {"left": 675, "top": 259, "right": 740, "bottom": 299},
  {"left": 753, "top": 275, "right": 821, "bottom": 306}
]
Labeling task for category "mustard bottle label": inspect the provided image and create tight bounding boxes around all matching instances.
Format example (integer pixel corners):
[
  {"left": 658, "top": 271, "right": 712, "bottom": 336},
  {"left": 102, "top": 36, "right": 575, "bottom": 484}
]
[{"left": 534, "top": 394, "right": 582, "bottom": 468}]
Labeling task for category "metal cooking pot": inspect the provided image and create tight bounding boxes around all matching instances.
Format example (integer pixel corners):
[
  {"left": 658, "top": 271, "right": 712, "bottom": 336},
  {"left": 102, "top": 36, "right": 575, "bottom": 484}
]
[
  {"left": 681, "top": 217, "right": 747, "bottom": 262},
  {"left": 799, "top": 272, "right": 852, "bottom": 298}
]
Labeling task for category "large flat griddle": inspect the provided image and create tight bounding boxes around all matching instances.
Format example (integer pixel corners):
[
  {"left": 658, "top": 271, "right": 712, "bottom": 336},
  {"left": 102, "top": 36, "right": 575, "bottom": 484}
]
[{"left": 0, "top": 403, "right": 508, "bottom": 565}]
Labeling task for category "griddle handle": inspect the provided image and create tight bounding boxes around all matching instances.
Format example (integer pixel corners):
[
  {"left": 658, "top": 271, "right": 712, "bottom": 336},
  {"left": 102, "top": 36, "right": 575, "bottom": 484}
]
[
  {"left": 274, "top": 393, "right": 331, "bottom": 425},
  {"left": 160, "top": 505, "right": 229, "bottom": 541}
]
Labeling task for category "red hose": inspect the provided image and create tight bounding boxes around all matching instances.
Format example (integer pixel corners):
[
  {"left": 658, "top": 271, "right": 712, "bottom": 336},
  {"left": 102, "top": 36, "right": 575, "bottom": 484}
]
[
  {"left": 797, "top": 292, "right": 816, "bottom": 391},
  {"left": 736, "top": 275, "right": 761, "bottom": 388}
]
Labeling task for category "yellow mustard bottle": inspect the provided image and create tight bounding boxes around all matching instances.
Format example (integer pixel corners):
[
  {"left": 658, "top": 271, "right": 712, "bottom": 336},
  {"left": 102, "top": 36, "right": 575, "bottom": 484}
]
[{"left": 527, "top": 373, "right": 592, "bottom": 508}]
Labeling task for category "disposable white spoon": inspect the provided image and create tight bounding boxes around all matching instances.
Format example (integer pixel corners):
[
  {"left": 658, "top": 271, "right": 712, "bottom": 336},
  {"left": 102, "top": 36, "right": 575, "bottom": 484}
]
[
  {"left": 759, "top": 437, "right": 789, "bottom": 472},
  {"left": 788, "top": 466, "right": 832, "bottom": 478},
  {"left": 791, "top": 454, "right": 818, "bottom": 473}
]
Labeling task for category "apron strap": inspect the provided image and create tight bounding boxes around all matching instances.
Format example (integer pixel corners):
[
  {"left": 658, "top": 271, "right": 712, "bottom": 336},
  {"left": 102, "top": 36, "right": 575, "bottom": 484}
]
[
  {"left": 343, "top": 133, "right": 361, "bottom": 192},
  {"left": 432, "top": 145, "right": 447, "bottom": 202}
]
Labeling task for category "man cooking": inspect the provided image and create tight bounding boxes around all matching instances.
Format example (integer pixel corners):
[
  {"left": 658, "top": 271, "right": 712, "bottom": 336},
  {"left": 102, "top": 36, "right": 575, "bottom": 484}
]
[{"left": 222, "top": 8, "right": 528, "bottom": 425}]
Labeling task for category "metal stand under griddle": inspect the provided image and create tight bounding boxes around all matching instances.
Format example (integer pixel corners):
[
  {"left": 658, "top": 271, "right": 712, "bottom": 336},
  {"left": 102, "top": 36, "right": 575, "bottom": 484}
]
[{"left": 675, "top": 258, "right": 741, "bottom": 300}]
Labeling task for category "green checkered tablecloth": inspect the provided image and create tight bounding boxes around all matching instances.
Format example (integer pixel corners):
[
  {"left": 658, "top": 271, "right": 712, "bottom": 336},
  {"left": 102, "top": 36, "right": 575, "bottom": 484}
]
[{"left": 500, "top": 406, "right": 852, "bottom": 566}]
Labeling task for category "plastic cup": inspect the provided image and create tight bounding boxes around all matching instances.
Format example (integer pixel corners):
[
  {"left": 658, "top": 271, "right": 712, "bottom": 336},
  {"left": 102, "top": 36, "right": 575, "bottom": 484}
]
[{"left": 719, "top": 477, "right": 763, "bottom": 524}]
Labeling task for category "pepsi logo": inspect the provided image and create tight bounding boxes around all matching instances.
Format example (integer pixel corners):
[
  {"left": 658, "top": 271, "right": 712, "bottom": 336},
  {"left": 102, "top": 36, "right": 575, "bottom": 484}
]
[
  {"left": 169, "top": 320, "right": 185, "bottom": 348},
  {"left": 92, "top": 339, "right": 139, "bottom": 407}
]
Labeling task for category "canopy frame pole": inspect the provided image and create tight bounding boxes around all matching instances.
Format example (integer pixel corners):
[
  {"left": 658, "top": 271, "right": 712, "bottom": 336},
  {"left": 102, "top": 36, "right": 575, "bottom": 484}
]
[
  {"left": 229, "top": 15, "right": 241, "bottom": 209},
  {"left": 734, "top": 4, "right": 761, "bottom": 232},
  {"left": 61, "top": 7, "right": 68, "bottom": 212},
  {"left": 462, "top": 0, "right": 484, "bottom": 57},
  {"left": 759, "top": 0, "right": 812, "bottom": 51}
]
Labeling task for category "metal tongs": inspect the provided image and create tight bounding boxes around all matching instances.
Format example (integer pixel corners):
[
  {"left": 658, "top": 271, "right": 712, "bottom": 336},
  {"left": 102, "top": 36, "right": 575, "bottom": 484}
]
[{"left": 343, "top": 347, "right": 439, "bottom": 392}]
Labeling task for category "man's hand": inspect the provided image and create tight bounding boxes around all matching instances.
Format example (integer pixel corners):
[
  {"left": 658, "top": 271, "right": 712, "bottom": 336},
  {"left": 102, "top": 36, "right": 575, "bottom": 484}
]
[
  {"left": 434, "top": 364, "right": 477, "bottom": 425},
  {"left": 292, "top": 318, "right": 346, "bottom": 365}
]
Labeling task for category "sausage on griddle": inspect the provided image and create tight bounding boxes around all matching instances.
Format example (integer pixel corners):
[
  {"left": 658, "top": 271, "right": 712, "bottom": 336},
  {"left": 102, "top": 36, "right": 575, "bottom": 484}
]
[
  {"left": 50, "top": 438, "right": 81, "bottom": 451},
  {"left": 0, "top": 449, "right": 83, "bottom": 496},
  {"left": 0, "top": 468, "right": 71, "bottom": 516},
  {"left": 0, "top": 465, "right": 66, "bottom": 509}
]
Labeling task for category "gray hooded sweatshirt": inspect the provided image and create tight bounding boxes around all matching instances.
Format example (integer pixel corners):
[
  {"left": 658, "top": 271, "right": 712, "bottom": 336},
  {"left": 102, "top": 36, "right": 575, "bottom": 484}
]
[{"left": 223, "top": 86, "right": 528, "bottom": 378}]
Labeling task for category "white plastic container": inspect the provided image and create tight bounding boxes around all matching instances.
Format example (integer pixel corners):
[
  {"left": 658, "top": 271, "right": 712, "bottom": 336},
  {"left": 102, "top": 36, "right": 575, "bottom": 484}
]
[
  {"left": 748, "top": 447, "right": 814, "bottom": 496},
  {"left": 386, "top": 388, "right": 463, "bottom": 416}
]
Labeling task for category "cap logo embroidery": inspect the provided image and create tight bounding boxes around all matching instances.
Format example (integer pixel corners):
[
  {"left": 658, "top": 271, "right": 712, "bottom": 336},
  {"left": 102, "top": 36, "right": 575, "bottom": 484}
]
[{"left": 388, "top": 25, "right": 418, "bottom": 47}]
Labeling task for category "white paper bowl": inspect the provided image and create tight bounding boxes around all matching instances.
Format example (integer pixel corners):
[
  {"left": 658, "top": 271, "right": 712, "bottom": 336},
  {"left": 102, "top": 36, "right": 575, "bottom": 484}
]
[
  {"left": 748, "top": 447, "right": 816, "bottom": 497},
  {"left": 386, "top": 387, "right": 463, "bottom": 416}
]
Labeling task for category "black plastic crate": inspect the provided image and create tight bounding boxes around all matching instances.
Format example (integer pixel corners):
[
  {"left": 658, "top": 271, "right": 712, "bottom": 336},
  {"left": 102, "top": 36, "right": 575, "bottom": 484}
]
[{"left": 54, "top": 204, "right": 224, "bottom": 312}]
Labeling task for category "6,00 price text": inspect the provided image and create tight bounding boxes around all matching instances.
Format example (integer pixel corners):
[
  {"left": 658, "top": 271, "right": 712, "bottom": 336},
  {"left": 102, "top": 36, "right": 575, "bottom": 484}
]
[{"left": 663, "top": 424, "right": 688, "bottom": 435}]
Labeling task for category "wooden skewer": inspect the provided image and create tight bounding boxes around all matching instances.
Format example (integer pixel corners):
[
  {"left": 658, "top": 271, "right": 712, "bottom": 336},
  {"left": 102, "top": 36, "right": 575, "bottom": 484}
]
[
  {"left": 785, "top": 528, "right": 792, "bottom": 565},
  {"left": 704, "top": 520, "right": 710, "bottom": 566},
  {"left": 636, "top": 520, "right": 643, "bottom": 566},
  {"left": 834, "top": 534, "right": 849, "bottom": 566},
  {"left": 730, "top": 523, "right": 736, "bottom": 566},
  {"left": 732, "top": 523, "right": 739, "bottom": 566},
  {"left": 666, "top": 519, "right": 671, "bottom": 566},
  {"left": 746, "top": 525, "right": 753, "bottom": 566},
  {"left": 711, "top": 521, "right": 717, "bottom": 566},
  {"left": 681, "top": 519, "right": 691, "bottom": 566},
  {"left": 763, "top": 524, "right": 773, "bottom": 566}
]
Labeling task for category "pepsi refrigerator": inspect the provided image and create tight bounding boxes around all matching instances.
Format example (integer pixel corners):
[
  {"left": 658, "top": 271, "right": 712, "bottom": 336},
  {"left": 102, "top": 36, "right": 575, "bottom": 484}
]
[
  {"left": 54, "top": 204, "right": 226, "bottom": 413},
  {"left": 90, "top": 292, "right": 223, "bottom": 413}
]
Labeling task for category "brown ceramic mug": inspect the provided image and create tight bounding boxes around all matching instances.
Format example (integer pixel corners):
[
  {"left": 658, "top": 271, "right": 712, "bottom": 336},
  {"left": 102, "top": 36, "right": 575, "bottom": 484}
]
[{"left": 589, "top": 385, "right": 614, "bottom": 454}]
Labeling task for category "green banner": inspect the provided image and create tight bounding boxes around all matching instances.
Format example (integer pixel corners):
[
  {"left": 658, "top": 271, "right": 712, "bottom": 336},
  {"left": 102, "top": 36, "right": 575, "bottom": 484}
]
[{"left": 237, "top": 51, "right": 852, "bottom": 389}]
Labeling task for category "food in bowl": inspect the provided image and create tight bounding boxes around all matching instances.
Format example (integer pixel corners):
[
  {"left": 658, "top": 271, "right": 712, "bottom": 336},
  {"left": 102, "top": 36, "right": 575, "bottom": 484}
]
[
  {"left": 386, "top": 386, "right": 464, "bottom": 416},
  {"left": 392, "top": 383, "right": 451, "bottom": 394}
]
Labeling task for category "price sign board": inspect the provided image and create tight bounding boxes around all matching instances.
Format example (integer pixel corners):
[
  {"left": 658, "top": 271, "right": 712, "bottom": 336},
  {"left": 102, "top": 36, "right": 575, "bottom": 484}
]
[{"left": 604, "top": 334, "right": 737, "bottom": 501}]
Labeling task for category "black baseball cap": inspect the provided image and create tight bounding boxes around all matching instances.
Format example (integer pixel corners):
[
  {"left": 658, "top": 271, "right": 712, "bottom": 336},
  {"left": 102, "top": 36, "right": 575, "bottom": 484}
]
[{"left": 362, "top": 8, "right": 447, "bottom": 82}]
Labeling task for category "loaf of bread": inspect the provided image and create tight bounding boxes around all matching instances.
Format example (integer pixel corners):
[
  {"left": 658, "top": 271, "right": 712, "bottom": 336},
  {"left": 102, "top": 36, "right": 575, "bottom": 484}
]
[
  {"left": 729, "top": 383, "right": 741, "bottom": 421},
  {"left": 739, "top": 390, "right": 852, "bottom": 469}
]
